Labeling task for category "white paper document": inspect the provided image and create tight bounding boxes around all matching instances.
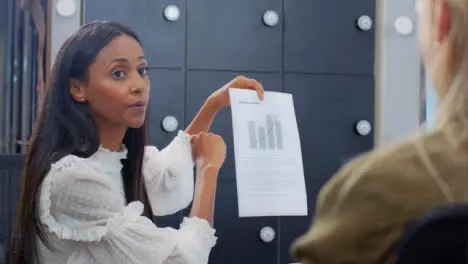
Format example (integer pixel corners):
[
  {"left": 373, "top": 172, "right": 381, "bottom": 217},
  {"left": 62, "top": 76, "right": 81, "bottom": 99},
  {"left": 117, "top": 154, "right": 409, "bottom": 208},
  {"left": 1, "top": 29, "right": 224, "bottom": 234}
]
[{"left": 229, "top": 89, "right": 308, "bottom": 217}]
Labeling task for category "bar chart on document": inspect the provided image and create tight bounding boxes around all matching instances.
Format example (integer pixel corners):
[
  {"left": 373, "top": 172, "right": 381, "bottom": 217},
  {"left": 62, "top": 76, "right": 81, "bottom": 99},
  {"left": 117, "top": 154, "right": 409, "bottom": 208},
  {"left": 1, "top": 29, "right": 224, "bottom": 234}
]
[
  {"left": 229, "top": 88, "right": 308, "bottom": 218},
  {"left": 247, "top": 114, "right": 284, "bottom": 151}
]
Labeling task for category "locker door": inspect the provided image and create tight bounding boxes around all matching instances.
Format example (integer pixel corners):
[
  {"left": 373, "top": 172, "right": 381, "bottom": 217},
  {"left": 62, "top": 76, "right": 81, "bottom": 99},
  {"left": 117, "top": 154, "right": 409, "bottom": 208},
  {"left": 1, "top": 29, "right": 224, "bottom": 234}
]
[
  {"left": 0, "top": 155, "right": 23, "bottom": 264},
  {"left": 284, "top": 0, "right": 376, "bottom": 75},
  {"left": 186, "top": 0, "right": 282, "bottom": 72},
  {"left": 185, "top": 71, "right": 283, "bottom": 263},
  {"left": 209, "top": 178, "right": 279, "bottom": 264},
  {"left": 280, "top": 73, "right": 374, "bottom": 263},
  {"left": 147, "top": 69, "right": 186, "bottom": 227},
  {"left": 84, "top": 0, "right": 186, "bottom": 68},
  {"left": 0, "top": 170, "right": 9, "bottom": 264}
]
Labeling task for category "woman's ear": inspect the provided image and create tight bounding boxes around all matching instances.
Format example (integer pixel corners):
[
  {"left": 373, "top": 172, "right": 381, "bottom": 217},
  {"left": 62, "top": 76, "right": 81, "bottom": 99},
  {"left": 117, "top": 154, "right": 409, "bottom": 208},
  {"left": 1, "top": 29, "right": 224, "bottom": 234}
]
[
  {"left": 435, "top": 0, "right": 451, "bottom": 43},
  {"left": 70, "top": 79, "right": 87, "bottom": 103}
]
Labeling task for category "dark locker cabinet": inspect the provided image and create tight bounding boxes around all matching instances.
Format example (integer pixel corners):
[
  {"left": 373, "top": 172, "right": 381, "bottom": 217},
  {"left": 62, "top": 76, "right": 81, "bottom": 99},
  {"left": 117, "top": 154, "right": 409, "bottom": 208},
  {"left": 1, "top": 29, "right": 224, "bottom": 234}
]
[
  {"left": 185, "top": 71, "right": 283, "bottom": 263},
  {"left": 0, "top": 155, "right": 23, "bottom": 264},
  {"left": 284, "top": 0, "right": 376, "bottom": 75},
  {"left": 209, "top": 179, "right": 279, "bottom": 264},
  {"left": 84, "top": 0, "right": 186, "bottom": 68},
  {"left": 0, "top": 170, "right": 9, "bottom": 264},
  {"left": 147, "top": 69, "right": 186, "bottom": 228},
  {"left": 147, "top": 69, "right": 185, "bottom": 148},
  {"left": 186, "top": 0, "right": 283, "bottom": 72},
  {"left": 279, "top": 74, "right": 374, "bottom": 263}
]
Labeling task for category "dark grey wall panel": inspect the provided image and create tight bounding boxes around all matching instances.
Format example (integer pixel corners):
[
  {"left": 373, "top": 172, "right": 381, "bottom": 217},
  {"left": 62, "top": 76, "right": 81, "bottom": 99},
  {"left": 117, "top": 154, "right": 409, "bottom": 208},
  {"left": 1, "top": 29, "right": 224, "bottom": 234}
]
[
  {"left": 207, "top": 178, "right": 278, "bottom": 264},
  {"left": 284, "top": 0, "right": 375, "bottom": 75},
  {"left": 147, "top": 69, "right": 185, "bottom": 148},
  {"left": 279, "top": 177, "right": 328, "bottom": 264},
  {"left": 0, "top": 155, "right": 23, "bottom": 264},
  {"left": 279, "top": 73, "right": 374, "bottom": 262},
  {"left": 84, "top": 0, "right": 186, "bottom": 68},
  {"left": 285, "top": 74, "right": 374, "bottom": 180},
  {"left": 0, "top": 170, "right": 9, "bottom": 264},
  {"left": 187, "top": 0, "right": 283, "bottom": 72}
]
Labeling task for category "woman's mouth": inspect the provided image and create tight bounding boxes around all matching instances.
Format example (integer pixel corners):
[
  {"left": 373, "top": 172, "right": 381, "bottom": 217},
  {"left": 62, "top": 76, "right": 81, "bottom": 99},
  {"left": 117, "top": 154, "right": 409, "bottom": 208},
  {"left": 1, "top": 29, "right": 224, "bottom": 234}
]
[{"left": 129, "top": 100, "right": 146, "bottom": 108}]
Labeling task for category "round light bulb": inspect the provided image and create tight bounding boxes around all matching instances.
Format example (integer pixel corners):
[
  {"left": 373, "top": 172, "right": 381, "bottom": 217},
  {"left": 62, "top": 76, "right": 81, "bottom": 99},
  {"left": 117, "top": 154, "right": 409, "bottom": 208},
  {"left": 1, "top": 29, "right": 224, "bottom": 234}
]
[
  {"left": 394, "top": 16, "right": 413, "bottom": 36},
  {"left": 56, "top": 0, "right": 76, "bottom": 17},
  {"left": 164, "top": 5, "right": 180, "bottom": 22},
  {"left": 263, "top": 10, "right": 279, "bottom": 27},
  {"left": 357, "top": 15, "right": 373, "bottom": 31}
]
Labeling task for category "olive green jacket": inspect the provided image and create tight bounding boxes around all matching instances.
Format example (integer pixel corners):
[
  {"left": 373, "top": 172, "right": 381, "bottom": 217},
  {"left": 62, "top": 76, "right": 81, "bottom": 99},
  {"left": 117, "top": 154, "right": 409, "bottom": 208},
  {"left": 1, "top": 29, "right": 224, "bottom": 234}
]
[{"left": 291, "top": 121, "right": 468, "bottom": 264}]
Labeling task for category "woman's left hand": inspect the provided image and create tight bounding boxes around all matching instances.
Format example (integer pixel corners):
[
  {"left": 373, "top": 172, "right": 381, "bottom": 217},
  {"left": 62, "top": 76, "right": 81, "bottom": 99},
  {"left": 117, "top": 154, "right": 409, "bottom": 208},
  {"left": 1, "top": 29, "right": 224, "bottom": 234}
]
[{"left": 207, "top": 75, "right": 265, "bottom": 110}]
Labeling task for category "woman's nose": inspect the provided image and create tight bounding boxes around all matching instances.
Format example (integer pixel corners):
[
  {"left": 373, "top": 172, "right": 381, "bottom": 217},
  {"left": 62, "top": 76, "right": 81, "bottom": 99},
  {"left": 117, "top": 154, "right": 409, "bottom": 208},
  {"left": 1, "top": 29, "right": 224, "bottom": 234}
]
[{"left": 130, "top": 75, "right": 148, "bottom": 93}]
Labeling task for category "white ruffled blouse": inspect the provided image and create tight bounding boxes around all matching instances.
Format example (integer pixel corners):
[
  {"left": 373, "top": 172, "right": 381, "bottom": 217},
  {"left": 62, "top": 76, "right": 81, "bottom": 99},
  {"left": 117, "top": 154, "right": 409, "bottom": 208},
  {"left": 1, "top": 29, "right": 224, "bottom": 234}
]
[{"left": 37, "top": 131, "right": 217, "bottom": 264}]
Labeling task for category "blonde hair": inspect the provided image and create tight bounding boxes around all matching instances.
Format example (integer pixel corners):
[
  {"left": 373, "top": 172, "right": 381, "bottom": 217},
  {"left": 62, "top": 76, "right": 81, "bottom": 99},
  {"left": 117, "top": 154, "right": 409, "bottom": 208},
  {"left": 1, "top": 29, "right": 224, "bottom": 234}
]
[
  {"left": 334, "top": 0, "right": 468, "bottom": 210},
  {"left": 435, "top": 0, "right": 468, "bottom": 129}
]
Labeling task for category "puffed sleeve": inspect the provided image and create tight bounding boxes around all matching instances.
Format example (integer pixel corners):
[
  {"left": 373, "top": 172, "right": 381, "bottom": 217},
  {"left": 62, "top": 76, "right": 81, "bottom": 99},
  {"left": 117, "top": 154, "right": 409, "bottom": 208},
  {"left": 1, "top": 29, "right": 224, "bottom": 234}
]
[
  {"left": 143, "top": 130, "right": 195, "bottom": 216},
  {"left": 39, "top": 155, "right": 217, "bottom": 264},
  {"left": 290, "top": 152, "right": 447, "bottom": 264}
]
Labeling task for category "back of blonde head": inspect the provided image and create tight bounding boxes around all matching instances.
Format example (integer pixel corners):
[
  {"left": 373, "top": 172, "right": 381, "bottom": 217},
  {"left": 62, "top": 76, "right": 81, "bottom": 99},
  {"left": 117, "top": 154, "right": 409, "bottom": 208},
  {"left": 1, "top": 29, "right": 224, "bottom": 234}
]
[
  {"left": 334, "top": 0, "right": 468, "bottom": 208},
  {"left": 435, "top": 0, "right": 468, "bottom": 132}
]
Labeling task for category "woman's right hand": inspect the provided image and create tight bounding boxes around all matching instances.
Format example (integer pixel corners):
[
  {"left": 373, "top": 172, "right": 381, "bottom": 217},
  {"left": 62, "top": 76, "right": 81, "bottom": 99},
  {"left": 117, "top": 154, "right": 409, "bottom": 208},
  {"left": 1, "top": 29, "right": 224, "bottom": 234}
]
[{"left": 191, "top": 132, "right": 227, "bottom": 169}]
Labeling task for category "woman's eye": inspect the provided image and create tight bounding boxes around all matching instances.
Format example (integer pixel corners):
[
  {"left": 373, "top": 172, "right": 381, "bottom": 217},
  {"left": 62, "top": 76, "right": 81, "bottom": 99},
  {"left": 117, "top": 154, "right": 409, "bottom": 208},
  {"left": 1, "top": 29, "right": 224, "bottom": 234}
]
[
  {"left": 111, "top": 70, "right": 126, "bottom": 80},
  {"left": 139, "top": 67, "right": 149, "bottom": 76}
]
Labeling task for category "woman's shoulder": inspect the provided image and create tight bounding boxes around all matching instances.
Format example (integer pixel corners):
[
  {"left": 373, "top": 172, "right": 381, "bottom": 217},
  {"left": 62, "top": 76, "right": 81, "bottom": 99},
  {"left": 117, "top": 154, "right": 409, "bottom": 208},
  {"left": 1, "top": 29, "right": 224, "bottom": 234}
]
[
  {"left": 368, "top": 130, "right": 451, "bottom": 176},
  {"left": 351, "top": 130, "right": 449, "bottom": 171},
  {"left": 39, "top": 154, "right": 123, "bottom": 215},
  {"left": 49, "top": 154, "right": 97, "bottom": 174},
  {"left": 326, "top": 130, "right": 451, "bottom": 197},
  {"left": 44, "top": 154, "right": 110, "bottom": 187}
]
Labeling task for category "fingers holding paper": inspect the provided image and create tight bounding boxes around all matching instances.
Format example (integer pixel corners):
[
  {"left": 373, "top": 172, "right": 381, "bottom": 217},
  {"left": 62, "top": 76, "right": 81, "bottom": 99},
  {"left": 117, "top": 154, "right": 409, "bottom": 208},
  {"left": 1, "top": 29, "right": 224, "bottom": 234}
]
[{"left": 208, "top": 75, "right": 265, "bottom": 109}]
